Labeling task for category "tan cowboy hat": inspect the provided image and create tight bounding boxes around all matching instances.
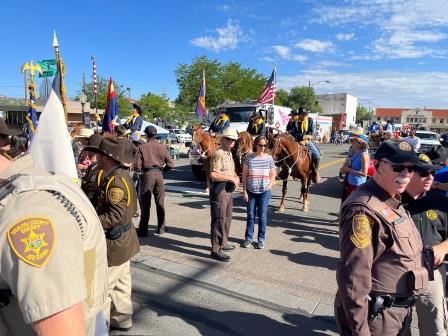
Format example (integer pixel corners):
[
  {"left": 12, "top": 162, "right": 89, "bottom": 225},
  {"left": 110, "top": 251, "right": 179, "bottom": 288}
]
[
  {"left": 75, "top": 128, "right": 94, "bottom": 138},
  {"left": 349, "top": 133, "right": 369, "bottom": 146},
  {"left": 349, "top": 126, "right": 364, "bottom": 136},
  {"left": 219, "top": 127, "right": 238, "bottom": 140}
]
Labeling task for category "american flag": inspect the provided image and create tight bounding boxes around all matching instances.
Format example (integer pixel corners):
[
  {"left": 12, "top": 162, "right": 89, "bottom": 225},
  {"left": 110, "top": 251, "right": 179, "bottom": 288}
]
[{"left": 257, "top": 67, "right": 276, "bottom": 104}]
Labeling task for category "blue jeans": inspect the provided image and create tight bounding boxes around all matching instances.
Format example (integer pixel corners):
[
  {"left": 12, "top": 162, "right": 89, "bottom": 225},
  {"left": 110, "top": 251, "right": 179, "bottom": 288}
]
[
  {"left": 306, "top": 141, "right": 321, "bottom": 160},
  {"left": 245, "top": 190, "right": 271, "bottom": 242}
]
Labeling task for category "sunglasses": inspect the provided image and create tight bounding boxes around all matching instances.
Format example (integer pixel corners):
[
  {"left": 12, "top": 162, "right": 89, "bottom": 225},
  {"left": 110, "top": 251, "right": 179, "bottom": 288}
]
[
  {"left": 381, "top": 160, "right": 416, "bottom": 173},
  {"left": 224, "top": 137, "right": 235, "bottom": 142},
  {"left": 257, "top": 144, "right": 267, "bottom": 147},
  {"left": 417, "top": 170, "right": 435, "bottom": 177}
]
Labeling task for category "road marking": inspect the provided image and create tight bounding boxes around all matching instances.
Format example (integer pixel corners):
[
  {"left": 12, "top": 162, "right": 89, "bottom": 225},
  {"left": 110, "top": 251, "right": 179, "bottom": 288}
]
[{"left": 320, "top": 158, "right": 345, "bottom": 170}]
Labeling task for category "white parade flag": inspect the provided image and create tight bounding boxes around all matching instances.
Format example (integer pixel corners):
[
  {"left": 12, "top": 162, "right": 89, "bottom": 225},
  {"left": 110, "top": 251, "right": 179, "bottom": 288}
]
[{"left": 29, "top": 72, "right": 78, "bottom": 180}]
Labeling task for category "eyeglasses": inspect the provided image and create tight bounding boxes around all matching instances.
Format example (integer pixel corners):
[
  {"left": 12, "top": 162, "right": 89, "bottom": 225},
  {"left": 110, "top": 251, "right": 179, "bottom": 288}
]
[
  {"left": 381, "top": 160, "right": 416, "bottom": 173},
  {"left": 257, "top": 144, "right": 267, "bottom": 147},
  {"left": 417, "top": 170, "right": 435, "bottom": 177}
]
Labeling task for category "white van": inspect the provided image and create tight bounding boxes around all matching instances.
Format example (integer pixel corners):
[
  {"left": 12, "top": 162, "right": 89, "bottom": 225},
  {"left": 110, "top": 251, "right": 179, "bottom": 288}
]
[{"left": 215, "top": 102, "right": 292, "bottom": 133}]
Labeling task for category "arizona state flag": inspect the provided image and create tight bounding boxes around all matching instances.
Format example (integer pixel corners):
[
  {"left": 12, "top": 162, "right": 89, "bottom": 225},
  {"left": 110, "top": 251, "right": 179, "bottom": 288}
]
[
  {"left": 102, "top": 77, "right": 119, "bottom": 133},
  {"left": 195, "top": 70, "right": 206, "bottom": 118}
]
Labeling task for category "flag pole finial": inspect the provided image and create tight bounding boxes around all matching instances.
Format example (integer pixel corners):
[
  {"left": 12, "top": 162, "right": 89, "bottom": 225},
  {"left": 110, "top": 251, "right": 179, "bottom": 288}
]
[{"left": 52, "top": 30, "right": 59, "bottom": 47}]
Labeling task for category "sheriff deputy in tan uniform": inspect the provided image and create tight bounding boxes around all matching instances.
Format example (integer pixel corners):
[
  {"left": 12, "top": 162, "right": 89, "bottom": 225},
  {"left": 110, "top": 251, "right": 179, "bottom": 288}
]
[
  {"left": 335, "top": 140, "right": 428, "bottom": 335},
  {"left": 85, "top": 137, "right": 140, "bottom": 332},
  {"left": 209, "top": 127, "right": 240, "bottom": 262},
  {"left": 0, "top": 153, "right": 108, "bottom": 335}
]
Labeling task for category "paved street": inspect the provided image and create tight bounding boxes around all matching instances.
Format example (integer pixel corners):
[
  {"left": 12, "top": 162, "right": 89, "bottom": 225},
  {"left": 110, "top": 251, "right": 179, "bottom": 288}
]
[{"left": 110, "top": 143, "right": 347, "bottom": 335}]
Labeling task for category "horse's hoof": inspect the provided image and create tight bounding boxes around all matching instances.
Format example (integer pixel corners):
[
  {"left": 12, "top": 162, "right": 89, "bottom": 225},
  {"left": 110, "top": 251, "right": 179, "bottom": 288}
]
[
  {"left": 278, "top": 206, "right": 285, "bottom": 212},
  {"left": 302, "top": 206, "right": 309, "bottom": 212},
  {"left": 205, "top": 188, "right": 210, "bottom": 194}
]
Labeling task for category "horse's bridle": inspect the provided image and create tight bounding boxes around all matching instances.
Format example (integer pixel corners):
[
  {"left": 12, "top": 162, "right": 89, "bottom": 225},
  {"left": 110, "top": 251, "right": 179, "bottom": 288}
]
[{"left": 271, "top": 136, "right": 301, "bottom": 181}]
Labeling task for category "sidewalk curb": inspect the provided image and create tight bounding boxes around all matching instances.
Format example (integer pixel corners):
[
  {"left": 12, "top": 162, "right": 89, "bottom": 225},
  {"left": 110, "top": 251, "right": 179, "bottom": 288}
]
[{"left": 132, "top": 251, "right": 336, "bottom": 325}]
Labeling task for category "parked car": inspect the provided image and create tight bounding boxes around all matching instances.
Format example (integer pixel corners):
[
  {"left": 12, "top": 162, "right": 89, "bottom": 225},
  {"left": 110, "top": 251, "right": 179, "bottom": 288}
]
[
  {"left": 169, "top": 128, "right": 192, "bottom": 143},
  {"left": 415, "top": 130, "right": 441, "bottom": 153}
]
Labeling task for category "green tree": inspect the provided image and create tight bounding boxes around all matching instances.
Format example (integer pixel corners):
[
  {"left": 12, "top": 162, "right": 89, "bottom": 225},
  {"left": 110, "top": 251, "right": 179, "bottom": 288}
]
[
  {"left": 175, "top": 56, "right": 267, "bottom": 113},
  {"left": 356, "top": 105, "right": 372, "bottom": 123},
  {"left": 138, "top": 92, "right": 170, "bottom": 121},
  {"left": 80, "top": 76, "right": 132, "bottom": 118},
  {"left": 287, "top": 86, "right": 322, "bottom": 113},
  {"left": 275, "top": 89, "right": 290, "bottom": 107}
]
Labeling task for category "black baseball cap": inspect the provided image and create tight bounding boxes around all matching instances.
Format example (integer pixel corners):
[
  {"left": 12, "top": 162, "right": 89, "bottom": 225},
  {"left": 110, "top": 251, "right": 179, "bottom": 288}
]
[
  {"left": 374, "top": 140, "right": 418, "bottom": 163},
  {"left": 414, "top": 153, "right": 435, "bottom": 172}
]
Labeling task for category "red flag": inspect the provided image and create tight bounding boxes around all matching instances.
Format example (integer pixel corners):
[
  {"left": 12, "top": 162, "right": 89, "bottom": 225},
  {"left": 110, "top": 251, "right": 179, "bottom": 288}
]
[{"left": 257, "top": 68, "right": 276, "bottom": 104}]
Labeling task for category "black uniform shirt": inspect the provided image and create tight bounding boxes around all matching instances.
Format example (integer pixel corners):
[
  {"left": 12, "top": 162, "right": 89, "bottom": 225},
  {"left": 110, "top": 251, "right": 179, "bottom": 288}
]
[{"left": 401, "top": 189, "right": 448, "bottom": 247}]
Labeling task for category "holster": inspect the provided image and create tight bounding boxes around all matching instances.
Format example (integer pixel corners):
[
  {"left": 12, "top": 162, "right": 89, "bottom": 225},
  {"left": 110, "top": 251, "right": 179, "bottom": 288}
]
[
  {"left": 0, "top": 289, "right": 11, "bottom": 309},
  {"left": 423, "top": 246, "right": 435, "bottom": 281}
]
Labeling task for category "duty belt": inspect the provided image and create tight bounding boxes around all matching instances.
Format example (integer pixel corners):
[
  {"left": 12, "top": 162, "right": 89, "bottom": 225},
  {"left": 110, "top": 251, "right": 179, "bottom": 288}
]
[
  {"left": 105, "top": 222, "right": 133, "bottom": 240},
  {"left": 143, "top": 166, "right": 161, "bottom": 172},
  {"left": 368, "top": 294, "right": 415, "bottom": 323}
]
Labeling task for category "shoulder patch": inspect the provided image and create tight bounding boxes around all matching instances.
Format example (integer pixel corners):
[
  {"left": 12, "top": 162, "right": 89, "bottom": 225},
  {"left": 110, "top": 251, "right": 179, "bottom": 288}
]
[
  {"left": 426, "top": 210, "right": 438, "bottom": 221},
  {"left": 350, "top": 214, "right": 372, "bottom": 249},
  {"left": 108, "top": 187, "right": 124, "bottom": 205},
  {"left": 7, "top": 217, "right": 56, "bottom": 268}
]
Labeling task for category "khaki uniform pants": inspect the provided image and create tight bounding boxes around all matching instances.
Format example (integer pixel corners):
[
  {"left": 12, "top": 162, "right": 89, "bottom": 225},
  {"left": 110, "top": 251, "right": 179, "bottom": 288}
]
[
  {"left": 414, "top": 267, "right": 447, "bottom": 336},
  {"left": 210, "top": 189, "right": 233, "bottom": 253},
  {"left": 139, "top": 170, "right": 165, "bottom": 232},
  {"left": 104, "top": 261, "right": 133, "bottom": 329}
]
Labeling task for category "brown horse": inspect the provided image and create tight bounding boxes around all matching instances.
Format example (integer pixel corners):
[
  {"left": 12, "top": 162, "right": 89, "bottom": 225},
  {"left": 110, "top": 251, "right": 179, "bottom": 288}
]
[
  {"left": 232, "top": 131, "right": 253, "bottom": 176},
  {"left": 192, "top": 125, "right": 219, "bottom": 192},
  {"left": 268, "top": 133, "right": 313, "bottom": 212}
]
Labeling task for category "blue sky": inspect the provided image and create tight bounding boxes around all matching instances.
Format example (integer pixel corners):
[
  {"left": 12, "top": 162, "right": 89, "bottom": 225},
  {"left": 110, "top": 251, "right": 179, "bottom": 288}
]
[{"left": 1, "top": 0, "right": 447, "bottom": 108}]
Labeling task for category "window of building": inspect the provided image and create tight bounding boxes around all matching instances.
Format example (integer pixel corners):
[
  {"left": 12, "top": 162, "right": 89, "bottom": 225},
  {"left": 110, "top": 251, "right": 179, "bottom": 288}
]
[
  {"left": 433, "top": 118, "right": 436, "bottom": 123},
  {"left": 440, "top": 119, "right": 444, "bottom": 124},
  {"left": 422, "top": 118, "right": 426, "bottom": 123}
]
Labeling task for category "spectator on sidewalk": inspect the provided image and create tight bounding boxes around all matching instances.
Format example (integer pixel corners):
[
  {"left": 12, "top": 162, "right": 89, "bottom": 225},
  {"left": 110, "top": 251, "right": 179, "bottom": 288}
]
[
  {"left": 241, "top": 135, "right": 276, "bottom": 249},
  {"left": 339, "top": 132, "right": 369, "bottom": 202},
  {"left": 209, "top": 127, "right": 240, "bottom": 262},
  {"left": 404, "top": 130, "right": 421, "bottom": 152},
  {"left": 402, "top": 153, "right": 448, "bottom": 336}
]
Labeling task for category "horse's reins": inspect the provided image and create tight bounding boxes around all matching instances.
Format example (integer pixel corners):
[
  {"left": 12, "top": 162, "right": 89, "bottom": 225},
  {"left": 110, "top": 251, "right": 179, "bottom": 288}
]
[{"left": 272, "top": 140, "right": 301, "bottom": 182}]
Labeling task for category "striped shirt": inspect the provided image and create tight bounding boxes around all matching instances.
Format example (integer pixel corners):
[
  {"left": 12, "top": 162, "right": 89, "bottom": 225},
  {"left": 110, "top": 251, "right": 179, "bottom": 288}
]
[{"left": 244, "top": 153, "right": 275, "bottom": 193}]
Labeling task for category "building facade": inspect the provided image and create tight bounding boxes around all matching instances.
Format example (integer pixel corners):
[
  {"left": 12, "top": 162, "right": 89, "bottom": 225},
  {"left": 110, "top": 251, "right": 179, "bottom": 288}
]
[
  {"left": 374, "top": 108, "right": 448, "bottom": 133},
  {"left": 0, "top": 101, "right": 104, "bottom": 129},
  {"left": 316, "top": 93, "right": 358, "bottom": 130}
]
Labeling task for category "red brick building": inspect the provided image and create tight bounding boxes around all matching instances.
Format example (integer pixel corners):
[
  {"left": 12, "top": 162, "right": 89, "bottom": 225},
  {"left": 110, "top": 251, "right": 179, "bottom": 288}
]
[{"left": 373, "top": 107, "right": 448, "bottom": 132}]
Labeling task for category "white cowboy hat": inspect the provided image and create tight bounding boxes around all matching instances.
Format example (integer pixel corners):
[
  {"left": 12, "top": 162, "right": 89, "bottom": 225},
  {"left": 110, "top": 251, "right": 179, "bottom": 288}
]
[
  {"left": 75, "top": 128, "right": 94, "bottom": 138},
  {"left": 219, "top": 127, "right": 238, "bottom": 140}
]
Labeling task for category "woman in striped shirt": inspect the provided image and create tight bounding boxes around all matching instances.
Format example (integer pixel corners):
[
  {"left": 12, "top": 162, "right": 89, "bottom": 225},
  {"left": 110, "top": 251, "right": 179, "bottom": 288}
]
[{"left": 241, "top": 135, "right": 276, "bottom": 249}]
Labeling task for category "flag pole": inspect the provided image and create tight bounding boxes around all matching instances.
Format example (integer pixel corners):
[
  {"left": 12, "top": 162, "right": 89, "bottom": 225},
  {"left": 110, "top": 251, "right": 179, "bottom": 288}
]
[
  {"left": 202, "top": 69, "right": 206, "bottom": 123},
  {"left": 52, "top": 30, "right": 67, "bottom": 121}
]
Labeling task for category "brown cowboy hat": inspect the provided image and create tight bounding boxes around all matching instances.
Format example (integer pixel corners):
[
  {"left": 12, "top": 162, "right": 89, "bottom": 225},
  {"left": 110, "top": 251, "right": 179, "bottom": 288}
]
[
  {"left": 0, "top": 118, "right": 21, "bottom": 136},
  {"left": 84, "top": 137, "right": 124, "bottom": 163}
]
